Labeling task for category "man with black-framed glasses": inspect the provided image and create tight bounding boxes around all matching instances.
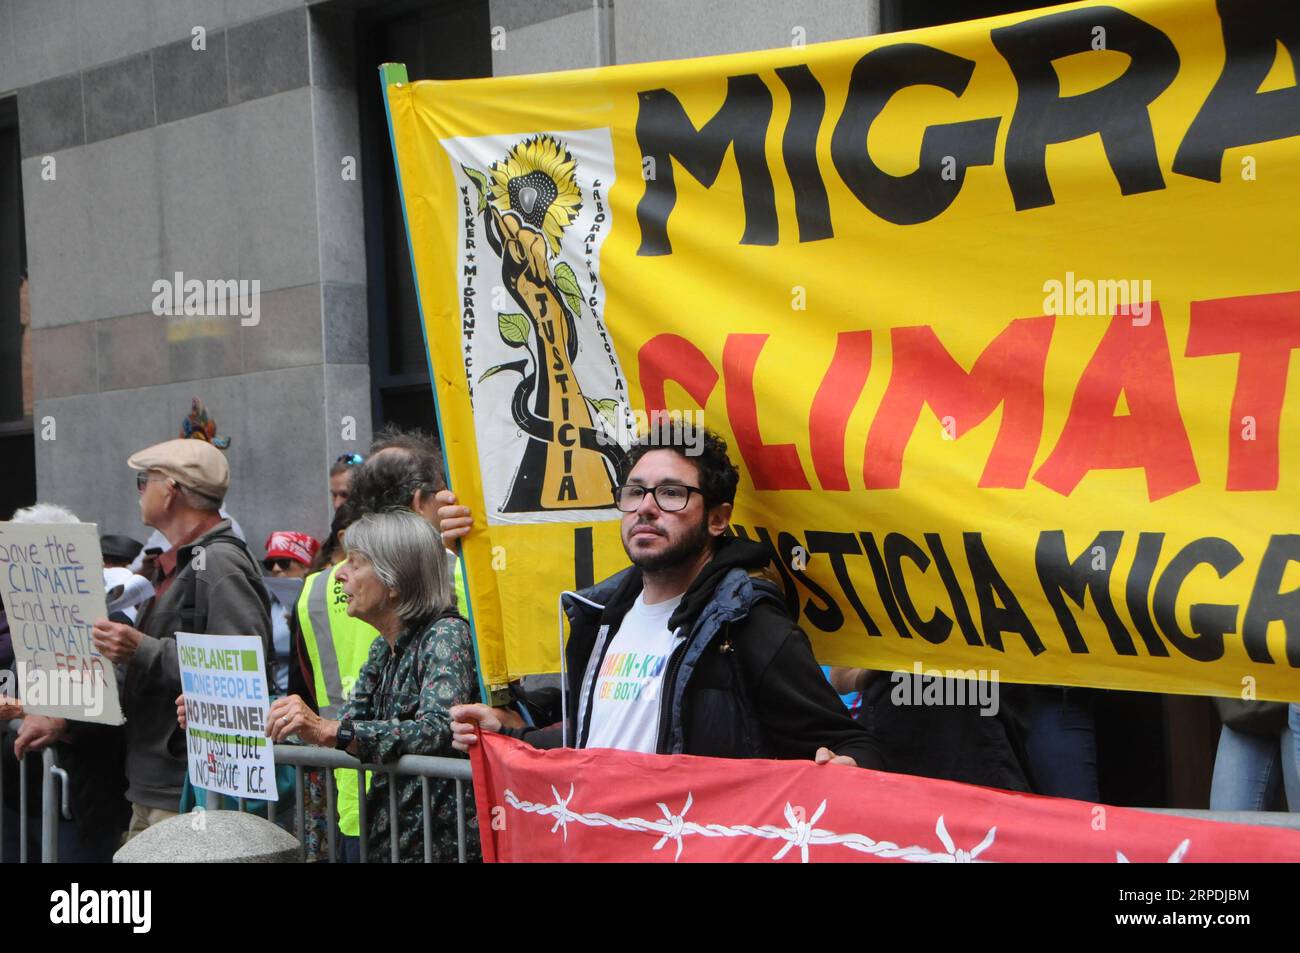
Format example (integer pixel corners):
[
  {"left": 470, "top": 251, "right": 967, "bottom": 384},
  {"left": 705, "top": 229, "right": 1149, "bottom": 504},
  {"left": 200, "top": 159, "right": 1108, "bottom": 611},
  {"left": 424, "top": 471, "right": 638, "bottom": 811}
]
[{"left": 442, "top": 429, "right": 883, "bottom": 769}]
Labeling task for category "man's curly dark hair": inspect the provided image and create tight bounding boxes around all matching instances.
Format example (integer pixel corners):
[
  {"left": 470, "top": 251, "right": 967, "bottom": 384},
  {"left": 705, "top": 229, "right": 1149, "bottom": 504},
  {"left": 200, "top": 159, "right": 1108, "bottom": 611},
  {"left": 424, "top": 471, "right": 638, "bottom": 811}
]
[{"left": 617, "top": 426, "right": 739, "bottom": 507}]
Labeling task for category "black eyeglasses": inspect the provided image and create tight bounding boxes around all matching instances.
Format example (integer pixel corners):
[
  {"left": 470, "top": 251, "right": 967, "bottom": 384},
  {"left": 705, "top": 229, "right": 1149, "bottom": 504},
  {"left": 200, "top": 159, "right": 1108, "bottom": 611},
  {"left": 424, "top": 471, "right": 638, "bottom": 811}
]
[
  {"left": 264, "top": 558, "right": 298, "bottom": 572},
  {"left": 613, "top": 483, "right": 703, "bottom": 513},
  {"left": 336, "top": 453, "right": 364, "bottom": 466}
]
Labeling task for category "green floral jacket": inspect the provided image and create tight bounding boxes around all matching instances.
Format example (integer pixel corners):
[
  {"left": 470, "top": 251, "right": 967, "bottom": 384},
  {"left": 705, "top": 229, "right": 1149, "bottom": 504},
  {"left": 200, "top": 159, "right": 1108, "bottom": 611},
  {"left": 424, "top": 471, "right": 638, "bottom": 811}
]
[{"left": 340, "top": 612, "right": 480, "bottom": 862}]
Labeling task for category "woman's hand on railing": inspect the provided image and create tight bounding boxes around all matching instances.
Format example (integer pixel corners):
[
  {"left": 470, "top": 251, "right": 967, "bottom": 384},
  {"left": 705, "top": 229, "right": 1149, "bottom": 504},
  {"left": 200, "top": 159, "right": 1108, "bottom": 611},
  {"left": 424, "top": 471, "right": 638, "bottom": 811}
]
[{"left": 267, "top": 694, "right": 329, "bottom": 746}]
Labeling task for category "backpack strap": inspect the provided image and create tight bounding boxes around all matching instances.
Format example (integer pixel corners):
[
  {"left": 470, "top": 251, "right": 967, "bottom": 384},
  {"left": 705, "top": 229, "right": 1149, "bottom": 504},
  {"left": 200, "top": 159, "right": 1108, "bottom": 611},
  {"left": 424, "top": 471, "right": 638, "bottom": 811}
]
[{"left": 177, "top": 532, "right": 253, "bottom": 634}]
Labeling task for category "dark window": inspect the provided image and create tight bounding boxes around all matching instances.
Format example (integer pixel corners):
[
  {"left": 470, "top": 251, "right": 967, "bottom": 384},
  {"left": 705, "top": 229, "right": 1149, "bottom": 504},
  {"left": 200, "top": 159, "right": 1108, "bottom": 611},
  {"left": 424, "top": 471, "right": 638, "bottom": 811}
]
[
  {"left": 0, "top": 96, "right": 35, "bottom": 517},
  {"left": 880, "top": 0, "right": 1071, "bottom": 32},
  {"left": 0, "top": 98, "right": 26, "bottom": 424},
  {"left": 357, "top": 0, "right": 492, "bottom": 434}
]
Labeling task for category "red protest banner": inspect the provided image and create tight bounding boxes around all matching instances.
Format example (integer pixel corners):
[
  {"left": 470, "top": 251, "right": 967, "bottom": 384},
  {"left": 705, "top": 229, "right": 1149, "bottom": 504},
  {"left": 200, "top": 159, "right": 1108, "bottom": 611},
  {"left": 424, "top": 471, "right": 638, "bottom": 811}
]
[{"left": 470, "top": 733, "right": 1300, "bottom": 863}]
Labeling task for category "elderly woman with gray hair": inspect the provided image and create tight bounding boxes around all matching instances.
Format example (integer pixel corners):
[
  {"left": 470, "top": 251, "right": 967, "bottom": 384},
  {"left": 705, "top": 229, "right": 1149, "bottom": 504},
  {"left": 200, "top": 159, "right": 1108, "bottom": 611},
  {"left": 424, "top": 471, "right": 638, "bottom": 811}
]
[{"left": 265, "top": 508, "right": 479, "bottom": 862}]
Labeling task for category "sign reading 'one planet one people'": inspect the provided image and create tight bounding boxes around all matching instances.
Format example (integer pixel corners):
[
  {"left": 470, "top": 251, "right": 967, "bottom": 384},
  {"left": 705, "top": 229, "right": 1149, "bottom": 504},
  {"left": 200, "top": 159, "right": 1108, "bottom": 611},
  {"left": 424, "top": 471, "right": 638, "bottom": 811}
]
[
  {"left": 177, "top": 632, "right": 276, "bottom": 801},
  {"left": 0, "top": 521, "right": 123, "bottom": 724}
]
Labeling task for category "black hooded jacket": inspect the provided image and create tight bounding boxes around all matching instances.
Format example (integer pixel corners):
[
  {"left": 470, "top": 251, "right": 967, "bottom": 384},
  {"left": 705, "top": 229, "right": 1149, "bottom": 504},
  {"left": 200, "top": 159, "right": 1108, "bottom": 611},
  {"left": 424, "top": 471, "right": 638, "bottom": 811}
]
[{"left": 507, "top": 537, "right": 884, "bottom": 768}]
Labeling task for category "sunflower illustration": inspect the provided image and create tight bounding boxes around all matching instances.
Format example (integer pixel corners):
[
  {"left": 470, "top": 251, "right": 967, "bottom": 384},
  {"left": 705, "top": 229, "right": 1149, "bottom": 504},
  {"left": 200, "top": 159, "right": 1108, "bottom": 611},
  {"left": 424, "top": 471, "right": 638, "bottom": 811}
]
[{"left": 488, "top": 135, "right": 582, "bottom": 255}]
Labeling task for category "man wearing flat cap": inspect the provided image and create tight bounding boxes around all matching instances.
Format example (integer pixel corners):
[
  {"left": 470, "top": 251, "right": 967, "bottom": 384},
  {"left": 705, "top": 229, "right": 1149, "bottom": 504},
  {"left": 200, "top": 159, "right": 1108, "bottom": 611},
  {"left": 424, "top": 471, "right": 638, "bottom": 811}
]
[
  {"left": 100, "top": 534, "right": 144, "bottom": 568},
  {"left": 90, "top": 439, "right": 272, "bottom": 839}
]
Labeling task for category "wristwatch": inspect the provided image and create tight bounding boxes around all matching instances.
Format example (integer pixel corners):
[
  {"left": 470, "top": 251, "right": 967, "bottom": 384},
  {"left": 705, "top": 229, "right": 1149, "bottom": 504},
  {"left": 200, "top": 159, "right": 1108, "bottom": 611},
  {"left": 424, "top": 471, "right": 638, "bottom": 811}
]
[{"left": 335, "top": 719, "right": 356, "bottom": 750}]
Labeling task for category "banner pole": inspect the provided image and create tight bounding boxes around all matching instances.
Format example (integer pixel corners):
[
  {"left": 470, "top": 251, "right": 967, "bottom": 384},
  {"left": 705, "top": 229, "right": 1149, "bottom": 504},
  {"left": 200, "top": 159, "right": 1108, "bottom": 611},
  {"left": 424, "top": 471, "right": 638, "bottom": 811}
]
[{"left": 378, "top": 62, "right": 497, "bottom": 709}]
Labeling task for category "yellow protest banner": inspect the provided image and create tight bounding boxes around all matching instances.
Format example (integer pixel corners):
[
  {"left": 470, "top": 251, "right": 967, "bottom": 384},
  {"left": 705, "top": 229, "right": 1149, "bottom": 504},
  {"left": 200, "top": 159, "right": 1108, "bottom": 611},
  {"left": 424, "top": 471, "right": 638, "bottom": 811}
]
[{"left": 382, "top": 0, "right": 1300, "bottom": 701}]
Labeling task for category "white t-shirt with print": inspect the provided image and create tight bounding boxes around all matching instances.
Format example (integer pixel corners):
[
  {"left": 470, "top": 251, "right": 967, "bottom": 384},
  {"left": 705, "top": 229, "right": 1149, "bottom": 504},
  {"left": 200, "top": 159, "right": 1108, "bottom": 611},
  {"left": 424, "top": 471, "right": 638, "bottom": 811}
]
[{"left": 584, "top": 593, "right": 684, "bottom": 754}]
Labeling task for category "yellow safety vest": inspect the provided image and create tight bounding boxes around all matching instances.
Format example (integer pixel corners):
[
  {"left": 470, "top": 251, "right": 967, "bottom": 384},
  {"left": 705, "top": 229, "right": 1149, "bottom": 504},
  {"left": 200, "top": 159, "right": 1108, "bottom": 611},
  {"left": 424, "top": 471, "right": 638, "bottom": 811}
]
[{"left": 298, "top": 563, "right": 379, "bottom": 837}]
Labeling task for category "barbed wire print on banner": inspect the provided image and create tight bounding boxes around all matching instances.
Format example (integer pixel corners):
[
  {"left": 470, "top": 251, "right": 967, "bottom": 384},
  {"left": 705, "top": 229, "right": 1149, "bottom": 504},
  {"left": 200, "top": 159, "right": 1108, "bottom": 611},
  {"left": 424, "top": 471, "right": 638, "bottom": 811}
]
[
  {"left": 503, "top": 785, "right": 998, "bottom": 862},
  {"left": 503, "top": 785, "right": 1198, "bottom": 862}
]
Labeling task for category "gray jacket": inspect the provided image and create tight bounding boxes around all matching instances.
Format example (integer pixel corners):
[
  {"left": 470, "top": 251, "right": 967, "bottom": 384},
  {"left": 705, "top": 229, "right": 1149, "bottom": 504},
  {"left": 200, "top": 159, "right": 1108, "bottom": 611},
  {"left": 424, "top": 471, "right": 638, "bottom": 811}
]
[{"left": 124, "top": 519, "right": 272, "bottom": 810}]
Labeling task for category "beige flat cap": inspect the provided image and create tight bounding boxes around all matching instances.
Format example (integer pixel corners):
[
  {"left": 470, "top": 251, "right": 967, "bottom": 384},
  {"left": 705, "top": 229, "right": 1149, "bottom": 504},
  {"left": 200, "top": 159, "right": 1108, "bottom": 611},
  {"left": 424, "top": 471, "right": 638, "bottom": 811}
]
[{"left": 128, "top": 438, "right": 229, "bottom": 500}]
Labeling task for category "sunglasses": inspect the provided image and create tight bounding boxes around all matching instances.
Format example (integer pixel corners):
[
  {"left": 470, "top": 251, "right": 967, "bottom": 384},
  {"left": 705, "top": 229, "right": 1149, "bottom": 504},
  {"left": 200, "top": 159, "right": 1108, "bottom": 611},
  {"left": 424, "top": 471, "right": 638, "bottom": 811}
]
[
  {"left": 136, "top": 472, "right": 172, "bottom": 493},
  {"left": 264, "top": 557, "right": 300, "bottom": 572},
  {"left": 336, "top": 453, "right": 364, "bottom": 466}
]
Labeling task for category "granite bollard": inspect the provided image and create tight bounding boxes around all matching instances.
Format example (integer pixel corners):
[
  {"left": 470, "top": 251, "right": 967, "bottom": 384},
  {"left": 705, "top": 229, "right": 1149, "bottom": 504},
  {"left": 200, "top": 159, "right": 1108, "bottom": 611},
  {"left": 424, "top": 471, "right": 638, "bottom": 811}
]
[{"left": 114, "top": 810, "right": 301, "bottom": 863}]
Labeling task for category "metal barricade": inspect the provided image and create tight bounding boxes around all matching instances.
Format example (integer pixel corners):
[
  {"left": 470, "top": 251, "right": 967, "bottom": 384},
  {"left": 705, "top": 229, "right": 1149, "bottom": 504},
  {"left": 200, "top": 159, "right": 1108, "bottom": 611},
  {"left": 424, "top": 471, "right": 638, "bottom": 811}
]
[
  {"left": 252, "top": 745, "right": 473, "bottom": 864},
  {"left": 3, "top": 720, "right": 473, "bottom": 864},
  {"left": 6, "top": 718, "right": 1298, "bottom": 862},
  {"left": 1138, "top": 807, "right": 1300, "bottom": 831},
  {"left": 1, "top": 718, "right": 71, "bottom": 864}
]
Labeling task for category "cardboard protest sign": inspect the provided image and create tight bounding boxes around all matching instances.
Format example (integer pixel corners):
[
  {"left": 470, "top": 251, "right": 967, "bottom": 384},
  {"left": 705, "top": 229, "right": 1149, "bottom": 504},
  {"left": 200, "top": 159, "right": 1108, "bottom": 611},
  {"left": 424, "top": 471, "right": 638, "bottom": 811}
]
[
  {"left": 177, "top": 632, "right": 276, "bottom": 801},
  {"left": 0, "top": 521, "right": 123, "bottom": 724}
]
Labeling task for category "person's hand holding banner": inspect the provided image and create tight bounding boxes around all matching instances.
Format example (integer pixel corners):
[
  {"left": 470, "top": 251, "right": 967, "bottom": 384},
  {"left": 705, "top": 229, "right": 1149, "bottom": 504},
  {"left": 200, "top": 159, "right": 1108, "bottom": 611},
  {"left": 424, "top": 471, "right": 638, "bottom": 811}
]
[
  {"left": 450, "top": 703, "right": 523, "bottom": 752},
  {"left": 814, "top": 747, "right": 857, "bottom": 768},
  {"left": 0, "top": 695, "right": 23, "bottom": 720},
  {"left": 435, "top": 490, "right": 472, "bottom": 550},
  {"left": 453, "top": 700, "right": 858, "bottom": 766},
  {"left": 91, "top": 618, "right": 144, "bottom": 664}
]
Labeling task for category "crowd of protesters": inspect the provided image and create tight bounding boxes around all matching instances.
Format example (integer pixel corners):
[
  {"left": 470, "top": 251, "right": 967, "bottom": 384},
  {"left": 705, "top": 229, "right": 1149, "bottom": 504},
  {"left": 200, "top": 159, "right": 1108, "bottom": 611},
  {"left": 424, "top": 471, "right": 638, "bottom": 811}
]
[
  {"left": 1, "top": 402, "right": 476, "bottom": 862},
  {"left": 3, "top": 398, "right": 1299, "bottom": 864}
]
